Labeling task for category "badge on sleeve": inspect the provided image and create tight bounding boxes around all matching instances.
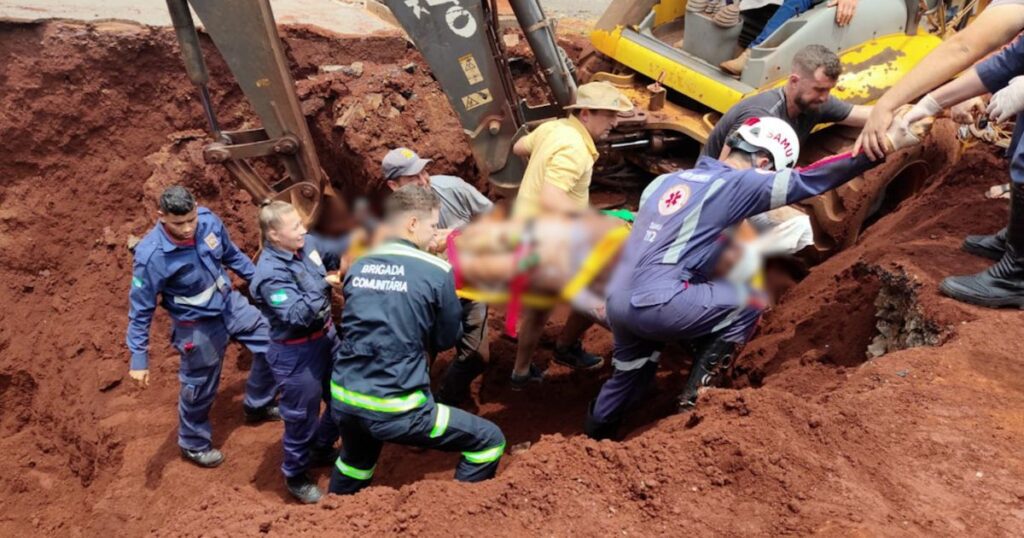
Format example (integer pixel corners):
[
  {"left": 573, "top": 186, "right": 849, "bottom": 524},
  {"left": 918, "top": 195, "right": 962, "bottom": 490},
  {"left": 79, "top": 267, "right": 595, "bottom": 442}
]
[
  {"left": 658, "top": 184, "right": 691, "bottom": 216},
  {"left": 204, "top": 232, "right": 220, "bottom": 250},
  {"left": 309, "top": 250, "right": 323, "bottom": 267},
  {"left": 270, "top": 290, "right": 288, "bottom": 305}
]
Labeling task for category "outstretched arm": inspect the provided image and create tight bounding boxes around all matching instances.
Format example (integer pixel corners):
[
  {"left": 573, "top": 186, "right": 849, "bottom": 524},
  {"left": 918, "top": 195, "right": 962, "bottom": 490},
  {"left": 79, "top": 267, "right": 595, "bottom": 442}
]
[
  {"left": 855, "top": 4, "right": 1024, "bottom": 159},
  {"left": 726, "top": 152, "right": 879, "bottom": 223}
]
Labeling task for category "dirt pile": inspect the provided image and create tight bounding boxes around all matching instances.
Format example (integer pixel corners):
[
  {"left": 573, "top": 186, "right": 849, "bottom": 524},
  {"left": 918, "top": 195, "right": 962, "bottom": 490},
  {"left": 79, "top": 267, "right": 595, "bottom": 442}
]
[{"left": 1, "top": 19, "right": 1024, "bottom": 538}]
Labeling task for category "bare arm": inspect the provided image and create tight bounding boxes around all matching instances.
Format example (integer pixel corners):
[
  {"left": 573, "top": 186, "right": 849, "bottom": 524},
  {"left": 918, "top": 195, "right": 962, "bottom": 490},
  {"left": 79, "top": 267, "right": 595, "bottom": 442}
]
[
  {"left": 539, "top": 182, "right": 583, "bottom": 216},
  {"left": 929, "top": 69, "right": 990, "bottom": 109},
  {"left": 838, "top": 104, "right": 871, "bottom": 127},
  {"left": 855, "top": 6, "right": 1024, "bottom": 158},
  {"left": 513, "top": 137, "right": 531, "bottom": 158}
]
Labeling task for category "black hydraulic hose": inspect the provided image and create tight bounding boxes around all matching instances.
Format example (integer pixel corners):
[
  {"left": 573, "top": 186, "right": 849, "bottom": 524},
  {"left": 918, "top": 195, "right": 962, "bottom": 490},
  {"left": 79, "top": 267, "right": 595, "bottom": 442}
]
[{"left": 166, "top": 0, "right": 224, "bottom": 140}]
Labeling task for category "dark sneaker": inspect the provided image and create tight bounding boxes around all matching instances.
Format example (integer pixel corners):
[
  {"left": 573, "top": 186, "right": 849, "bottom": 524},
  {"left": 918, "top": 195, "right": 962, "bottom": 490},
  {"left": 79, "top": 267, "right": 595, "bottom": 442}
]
[
  {"left": 510, "top": 363, "right": 546, "bottom": 391},
  {"left": 180, "top": 447, "right": 225, "bottom": 468},
  {"left": 286, "top": 473, "right": 322, "bottom": 504},
  {"left": 244, "top": 404, "right": 282, "bottom": 424},
  {"left": 309, "top": 444, "right": 339, "bottom": 468},
  {"left": 553, "top": 341, "right": 604, "bottom": 370}
]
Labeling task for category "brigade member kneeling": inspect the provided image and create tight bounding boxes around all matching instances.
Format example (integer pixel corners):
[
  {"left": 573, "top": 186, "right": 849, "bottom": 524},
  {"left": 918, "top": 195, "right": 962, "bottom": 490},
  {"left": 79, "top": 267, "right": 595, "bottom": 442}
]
[{"left": 328, "top": 185, "right": 506, "bottom": 495}]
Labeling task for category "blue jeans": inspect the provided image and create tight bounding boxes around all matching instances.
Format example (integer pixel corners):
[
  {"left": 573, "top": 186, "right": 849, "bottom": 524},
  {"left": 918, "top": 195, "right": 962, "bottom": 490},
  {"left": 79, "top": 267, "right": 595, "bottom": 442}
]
[{"left": 750, "top": 0, "right": 815, "bottom": 48}]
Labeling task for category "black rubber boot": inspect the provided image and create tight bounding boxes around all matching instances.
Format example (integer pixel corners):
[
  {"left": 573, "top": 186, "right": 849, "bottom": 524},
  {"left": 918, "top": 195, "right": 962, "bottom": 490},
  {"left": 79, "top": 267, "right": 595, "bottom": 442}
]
[
  {"left": 309, "top": 444, "right": 340, "bottom": 468},
  {"left": 677, "top": 338, "right": 738, "bottom": 412},
  {"left": 941, "top": 184, "right": 1024, "bottom": 308},
  {"left": 180, "top": 447, "right": 225, "bottom": 468},
  {"left": 286, "top": 473, "right": 323, "bottom": 504},
  {"left": 437, "top": 356, "right": 486, "bottom": 406},
  {"left": 962, "top": 227, "right": 1007, "bottom": 261},
  {"left": 583, "top": 400, "right": 620, "bottom": 441},
  {"left": 243, "top": 404, "right": 282, "bottom": 424}
]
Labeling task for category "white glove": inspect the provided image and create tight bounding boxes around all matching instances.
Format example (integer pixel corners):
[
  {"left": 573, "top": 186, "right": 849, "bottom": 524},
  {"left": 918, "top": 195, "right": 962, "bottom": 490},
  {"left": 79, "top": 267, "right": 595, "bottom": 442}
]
[
  {"left": 902, "top": 94, "right": 943, "bottom": 126},
  {"left": 988, "top": 75, "right": 1024, "bottom": 123},
  {"left": 752, "top": 214, "right": 814, "bottom": 256}
]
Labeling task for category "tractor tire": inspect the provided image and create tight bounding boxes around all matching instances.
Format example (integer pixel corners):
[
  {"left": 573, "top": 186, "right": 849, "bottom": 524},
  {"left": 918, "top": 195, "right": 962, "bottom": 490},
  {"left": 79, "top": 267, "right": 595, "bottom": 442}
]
[{"left": 796, "top": 120, "right": 962, "bottom": 261}]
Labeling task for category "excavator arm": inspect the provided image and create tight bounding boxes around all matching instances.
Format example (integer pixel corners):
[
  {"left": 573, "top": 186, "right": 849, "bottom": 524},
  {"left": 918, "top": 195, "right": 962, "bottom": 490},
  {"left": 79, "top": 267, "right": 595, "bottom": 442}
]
[{"left": 164, "top": 0, "right": 576, "bottom": 227}]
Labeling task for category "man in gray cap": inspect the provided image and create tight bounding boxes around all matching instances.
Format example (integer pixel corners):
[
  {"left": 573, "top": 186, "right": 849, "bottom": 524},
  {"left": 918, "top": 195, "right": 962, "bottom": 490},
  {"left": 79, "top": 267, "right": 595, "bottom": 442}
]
[{"left": 381, "top": 147, "right": 493, "bottom": 406}]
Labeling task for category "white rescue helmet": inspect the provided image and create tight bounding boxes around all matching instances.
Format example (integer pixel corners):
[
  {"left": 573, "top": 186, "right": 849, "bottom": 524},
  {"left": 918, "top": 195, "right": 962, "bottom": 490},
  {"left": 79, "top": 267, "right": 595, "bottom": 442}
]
[{"left": 733, "top": 117, "right": 800, "bottom": 170}]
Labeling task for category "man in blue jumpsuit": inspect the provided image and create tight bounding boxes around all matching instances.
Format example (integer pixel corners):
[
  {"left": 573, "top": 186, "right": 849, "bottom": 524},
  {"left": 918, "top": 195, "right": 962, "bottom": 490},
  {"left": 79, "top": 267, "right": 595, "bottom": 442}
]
[
  {"left": 328, "top": 185, "right": 506, "bottom": 494},
  {"left": 584, "top": 116, "right": 924, "bottom": 440},
  {"left": 889, "top": 31, "right": 1024, "bottom": 307},
  {"left": 126, "top": 186, "right": 278, "bottom": 467},
  {"left": 251, "top": 200, "right": 350, "bottom": 503}
]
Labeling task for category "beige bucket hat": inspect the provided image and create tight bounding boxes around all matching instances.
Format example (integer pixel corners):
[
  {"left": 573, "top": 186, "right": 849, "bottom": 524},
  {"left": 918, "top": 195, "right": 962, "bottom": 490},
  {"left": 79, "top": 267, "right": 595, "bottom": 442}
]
[{"left": 565, "top": 81, "right": 633, "bottom": 113}]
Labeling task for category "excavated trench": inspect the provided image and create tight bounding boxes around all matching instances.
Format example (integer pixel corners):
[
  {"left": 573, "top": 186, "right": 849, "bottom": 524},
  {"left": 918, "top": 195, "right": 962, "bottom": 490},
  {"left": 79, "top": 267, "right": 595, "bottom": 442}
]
[{"left": 4, "top": 19, "right": 1022, "bottom": 537}]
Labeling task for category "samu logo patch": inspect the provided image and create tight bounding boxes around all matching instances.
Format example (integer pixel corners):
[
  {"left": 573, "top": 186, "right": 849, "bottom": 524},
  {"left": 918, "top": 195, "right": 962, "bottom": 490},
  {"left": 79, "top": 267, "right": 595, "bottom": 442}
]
[{"left": 657, "top": 184, "right": 691, "bottom": 216}]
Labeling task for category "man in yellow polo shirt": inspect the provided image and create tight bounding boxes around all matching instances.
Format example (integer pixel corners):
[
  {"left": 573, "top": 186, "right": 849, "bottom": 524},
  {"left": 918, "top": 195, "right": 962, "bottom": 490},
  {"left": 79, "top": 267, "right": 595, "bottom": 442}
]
[{"left": 508, "top": 81, "right": 633, "bottom": 388}]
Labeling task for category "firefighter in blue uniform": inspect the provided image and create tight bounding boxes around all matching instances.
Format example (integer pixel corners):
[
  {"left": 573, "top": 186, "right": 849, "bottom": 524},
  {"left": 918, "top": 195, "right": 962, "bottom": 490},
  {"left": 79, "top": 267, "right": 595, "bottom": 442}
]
[
  {"left": 584, "top": 116, "right": 927, "bottom": 439},
  {"left": 126, "top": 186, "right": 278, "bottom": 468},
  {"left": 251, "top": 200, "right": 352, "bottom": 503},
  {"left": 327, "top": 185, "right": 506, "bottom": 494}
]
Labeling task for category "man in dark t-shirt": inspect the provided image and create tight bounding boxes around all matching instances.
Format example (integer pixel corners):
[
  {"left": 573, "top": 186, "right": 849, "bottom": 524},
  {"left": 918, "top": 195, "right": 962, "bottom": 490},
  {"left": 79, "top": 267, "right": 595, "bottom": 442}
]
[{"left": 703, "top": 45, "right": 870, "bottom": 161}]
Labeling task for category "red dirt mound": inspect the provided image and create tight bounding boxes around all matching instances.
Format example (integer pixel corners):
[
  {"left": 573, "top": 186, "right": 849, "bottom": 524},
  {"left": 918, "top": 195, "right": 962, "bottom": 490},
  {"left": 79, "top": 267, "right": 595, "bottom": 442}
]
[{"left": 1, "top": 19, "right": 1023, "bottom": 538}]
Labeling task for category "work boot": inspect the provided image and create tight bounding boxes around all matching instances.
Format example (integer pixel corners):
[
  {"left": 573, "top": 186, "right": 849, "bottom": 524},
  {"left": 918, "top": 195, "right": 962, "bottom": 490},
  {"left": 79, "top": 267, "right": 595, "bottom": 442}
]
[
  {"left": 962, "top": 227, "right": 1007, "bottom": 261},
  {"left": 437, "top": 356, "right": 486, "bottom": 406},
  {"left": 720, "top": 49, "right": 750, "bottom": 77},
  {"left": 677, "top": 338, "right": 738, "bottom": 412},
  {"left": 941, "top": 184, "right": 1024, "bottom": 308},
  {"left": 583, "top": 400, "right": 620, "bottom": 441},
  {"left": 553, "top": 341, "right": 605, "bottom": 370},
  {"left": 286, "top": 473, "right": 323, "bottom": 504},
  {"left": 309, "top": 444, "right": 340, "bottom": 468},
  {"left": 243, "top": 403, "right": 282, "bottom": 424},
  {"left": 510, "top": 363, "right": 546, "bottom": 391},
  {"left": 180, "top": 447, "right": 225, "bottom": 468}
]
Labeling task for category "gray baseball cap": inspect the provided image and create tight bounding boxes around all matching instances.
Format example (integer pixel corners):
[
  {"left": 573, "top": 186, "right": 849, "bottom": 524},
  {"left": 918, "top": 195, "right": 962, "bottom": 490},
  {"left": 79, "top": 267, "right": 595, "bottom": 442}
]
[{"left": 382, "top": 147, "right": 431, "bottom": 180}]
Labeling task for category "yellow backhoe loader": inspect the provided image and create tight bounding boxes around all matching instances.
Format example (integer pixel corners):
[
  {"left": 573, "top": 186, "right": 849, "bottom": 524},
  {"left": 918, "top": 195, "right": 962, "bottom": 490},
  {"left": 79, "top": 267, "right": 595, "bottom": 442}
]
[{"left": 162, "top": 0, "right": 977, "bottom": 257}]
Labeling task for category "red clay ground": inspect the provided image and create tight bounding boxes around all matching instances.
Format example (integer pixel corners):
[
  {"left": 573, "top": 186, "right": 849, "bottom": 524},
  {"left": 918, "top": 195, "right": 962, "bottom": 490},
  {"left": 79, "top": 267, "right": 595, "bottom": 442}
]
[{"left": 1, "top": 20, "right": 1023, "bottom": 537}]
